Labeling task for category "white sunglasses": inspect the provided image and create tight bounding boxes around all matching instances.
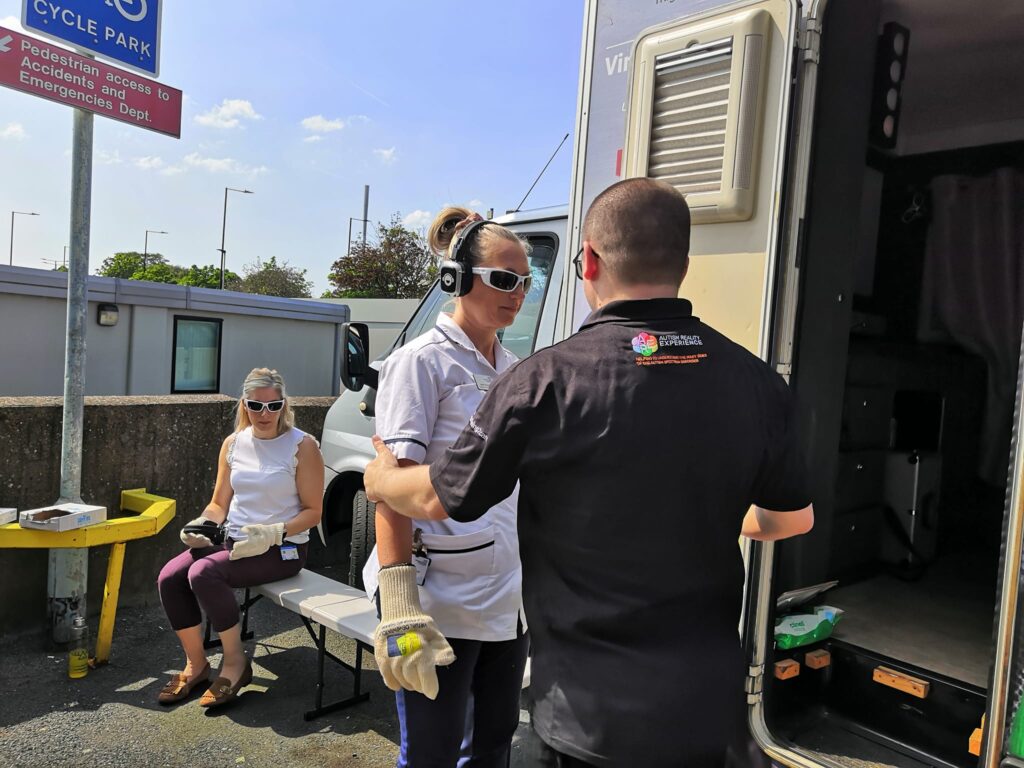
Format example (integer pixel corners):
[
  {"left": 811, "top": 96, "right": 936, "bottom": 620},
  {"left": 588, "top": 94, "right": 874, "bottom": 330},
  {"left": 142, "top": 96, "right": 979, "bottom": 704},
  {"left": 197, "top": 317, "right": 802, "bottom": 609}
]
[
  {"left": 245, "top": 399, "right": 285, "bottom": 413},
  {"left": 471, "top": 267, "right": 532, "bottom": 293}
]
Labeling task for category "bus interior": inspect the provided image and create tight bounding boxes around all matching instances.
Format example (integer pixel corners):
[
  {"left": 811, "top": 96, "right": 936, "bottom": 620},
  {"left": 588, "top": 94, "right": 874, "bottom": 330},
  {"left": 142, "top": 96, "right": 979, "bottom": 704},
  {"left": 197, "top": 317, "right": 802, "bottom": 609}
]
[{"left": 762, "top": 0, "right": 1024, "bottom": 765}]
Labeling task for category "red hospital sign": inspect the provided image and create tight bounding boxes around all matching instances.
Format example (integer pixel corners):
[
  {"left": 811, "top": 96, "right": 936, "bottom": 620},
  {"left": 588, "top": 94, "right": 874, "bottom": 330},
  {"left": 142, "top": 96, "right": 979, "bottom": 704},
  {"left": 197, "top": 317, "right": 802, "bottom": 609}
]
[{"left": 0, "top": 26, "right": 181, "bottom": 138}]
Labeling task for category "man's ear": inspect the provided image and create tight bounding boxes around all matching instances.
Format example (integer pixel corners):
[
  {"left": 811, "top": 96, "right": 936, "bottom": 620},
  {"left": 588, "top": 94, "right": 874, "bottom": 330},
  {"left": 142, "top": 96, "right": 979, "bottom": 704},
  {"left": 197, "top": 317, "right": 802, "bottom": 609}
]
[{"left": 582, "top": 241, "right": 600, "bottom": 281}]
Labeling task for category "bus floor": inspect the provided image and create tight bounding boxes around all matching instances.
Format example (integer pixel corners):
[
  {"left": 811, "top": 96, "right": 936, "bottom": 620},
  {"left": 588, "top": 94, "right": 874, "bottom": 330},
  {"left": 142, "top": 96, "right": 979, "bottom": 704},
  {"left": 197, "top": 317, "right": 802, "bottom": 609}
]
[{"left": 827, "top": 549, "right": 997, "bottom": 688}]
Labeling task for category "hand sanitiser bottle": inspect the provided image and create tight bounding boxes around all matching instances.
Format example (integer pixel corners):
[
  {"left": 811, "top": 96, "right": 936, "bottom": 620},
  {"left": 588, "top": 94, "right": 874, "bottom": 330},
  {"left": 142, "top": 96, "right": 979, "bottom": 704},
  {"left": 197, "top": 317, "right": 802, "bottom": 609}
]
[{"left": 68, "top": 616, "right": 89, "bottom": 679}]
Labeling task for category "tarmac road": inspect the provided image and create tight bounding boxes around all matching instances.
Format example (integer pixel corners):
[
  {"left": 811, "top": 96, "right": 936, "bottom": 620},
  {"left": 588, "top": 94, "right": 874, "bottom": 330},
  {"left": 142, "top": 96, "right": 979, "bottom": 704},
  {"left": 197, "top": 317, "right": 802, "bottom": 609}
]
[{"left": 0, "top": 577, "right": 547, "bottom": 768}]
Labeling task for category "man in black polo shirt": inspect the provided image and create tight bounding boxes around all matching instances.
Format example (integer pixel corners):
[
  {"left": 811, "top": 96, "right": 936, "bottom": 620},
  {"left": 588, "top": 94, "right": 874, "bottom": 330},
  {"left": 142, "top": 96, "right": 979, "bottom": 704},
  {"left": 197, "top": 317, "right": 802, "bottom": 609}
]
[{"left": 365, "top": 178, "right": 814, "bottom": 767}]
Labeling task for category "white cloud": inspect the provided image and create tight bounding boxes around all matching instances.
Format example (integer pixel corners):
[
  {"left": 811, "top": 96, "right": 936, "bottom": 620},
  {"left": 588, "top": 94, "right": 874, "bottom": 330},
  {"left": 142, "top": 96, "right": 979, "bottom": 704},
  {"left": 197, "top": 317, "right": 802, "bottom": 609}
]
[
  {"left": 301, "top": 115, "right": 345, "bottom": 133},
  {"left": 133, "top": 156, "right": 164, "bottom": 171},
  {"left": 467, "top": 199, "right": 483, "bottom": 208},
  {"left": 160, "top": 166, "right": 185, "bottom": 177},
  {"left": 0, "top": 15, "right": 25, "bottom": 32},
  {"left": 373, "top": 147, "right": 397, "bottom": 165},
  {"left": 97, "top": 149, "right": 122, "bottom": 165},
  {"left": 403, "top": 210, "right": 432, "bottom": 230},
  {"left": 302, "top": 135, "right": 323, "bottom": 144},
  {"left": 0, "top": 123, "right": 26, "bottom": 141},
  {"left": 184, "top": 152, "right": 268, "bottom": 176},
  {"left": 194, "top": 99, "right": 262, "bottom": 129}
]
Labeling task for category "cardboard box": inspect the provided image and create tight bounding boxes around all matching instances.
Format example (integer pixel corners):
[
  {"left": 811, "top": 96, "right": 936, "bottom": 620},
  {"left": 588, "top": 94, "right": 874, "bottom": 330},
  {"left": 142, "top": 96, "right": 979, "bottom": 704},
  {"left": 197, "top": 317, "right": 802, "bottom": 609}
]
[
  {"left": 0, "top": 508, "right": 16, "bottom": 526},
  {"left": 19, "top": 503, "right": 106, "bottom": 532}
]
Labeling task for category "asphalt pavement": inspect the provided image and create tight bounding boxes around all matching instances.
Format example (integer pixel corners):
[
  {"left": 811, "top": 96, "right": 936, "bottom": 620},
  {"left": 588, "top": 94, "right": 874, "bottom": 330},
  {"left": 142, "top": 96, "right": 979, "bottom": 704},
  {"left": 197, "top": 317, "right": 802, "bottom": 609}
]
[{"left": 0, "top": 581, "right": 548, "bottom": 768}]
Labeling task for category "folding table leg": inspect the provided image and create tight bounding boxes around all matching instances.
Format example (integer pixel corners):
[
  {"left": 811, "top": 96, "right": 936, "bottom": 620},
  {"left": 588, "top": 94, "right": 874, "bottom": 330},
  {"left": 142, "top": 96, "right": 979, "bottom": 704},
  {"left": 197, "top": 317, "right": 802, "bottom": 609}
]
[{"left": 314, "top": 624, "right": 327, "bottom": 712}]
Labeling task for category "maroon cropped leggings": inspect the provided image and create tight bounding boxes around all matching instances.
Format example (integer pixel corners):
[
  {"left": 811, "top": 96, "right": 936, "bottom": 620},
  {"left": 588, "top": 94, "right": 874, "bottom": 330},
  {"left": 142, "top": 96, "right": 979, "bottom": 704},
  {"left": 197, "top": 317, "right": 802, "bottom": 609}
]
[{"left": 157, "top": 541, "right": 307, "bottom": 633}]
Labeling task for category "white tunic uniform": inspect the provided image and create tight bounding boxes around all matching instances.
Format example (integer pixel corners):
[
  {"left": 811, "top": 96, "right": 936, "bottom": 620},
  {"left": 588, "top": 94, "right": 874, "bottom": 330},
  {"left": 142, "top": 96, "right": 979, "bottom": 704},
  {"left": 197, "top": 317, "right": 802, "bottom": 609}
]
[
  {"left": 363, "top": 313, "right": 524, "bottom": 642},
  {"left": 226, "top": 426, "right": 312, "bottom": 544}
]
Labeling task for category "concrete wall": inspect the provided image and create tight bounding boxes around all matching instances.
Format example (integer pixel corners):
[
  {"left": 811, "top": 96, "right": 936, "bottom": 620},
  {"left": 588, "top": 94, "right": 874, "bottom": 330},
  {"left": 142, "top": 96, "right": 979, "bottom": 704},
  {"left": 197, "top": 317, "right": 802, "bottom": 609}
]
[
  {"left": 0, "top": 266, "right": 349, "bottom": 397},
  {"left": 0, "top": 396, "right": 349, "bottom": 640}
]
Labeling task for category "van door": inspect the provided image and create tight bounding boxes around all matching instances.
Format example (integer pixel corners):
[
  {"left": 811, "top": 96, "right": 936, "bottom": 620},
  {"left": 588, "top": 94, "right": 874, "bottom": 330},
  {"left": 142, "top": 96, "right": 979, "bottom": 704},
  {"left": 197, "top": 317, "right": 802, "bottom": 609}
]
[{"left": 560, "top": 0, "right": 825, "bottom": 764}]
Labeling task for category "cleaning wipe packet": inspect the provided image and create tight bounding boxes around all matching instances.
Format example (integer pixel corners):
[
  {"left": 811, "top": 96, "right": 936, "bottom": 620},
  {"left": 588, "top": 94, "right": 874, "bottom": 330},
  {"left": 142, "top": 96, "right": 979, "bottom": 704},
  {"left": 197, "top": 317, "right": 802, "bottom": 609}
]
[{"left": 774, "top": 605, "right": 844, "bottom": 650}]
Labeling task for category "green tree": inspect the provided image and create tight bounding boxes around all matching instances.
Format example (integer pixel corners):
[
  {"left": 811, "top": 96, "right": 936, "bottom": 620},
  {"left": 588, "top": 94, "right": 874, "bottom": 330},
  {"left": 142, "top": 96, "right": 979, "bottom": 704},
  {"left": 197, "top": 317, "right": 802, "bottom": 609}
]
[
  {"left": 325, "top": 214, "right": 436, "bottom": 299},
  {"left": 179, "top": 264, "right": 240, "bottom": 289},
  {"left": 130, "top": 262, "right": 186, "bottom": 284},
  {"left": 97, "top": 251, "right": 168, "bottom": 278},
  {"left": 232, "top": 256, "right": 313, "bottom": 298}
]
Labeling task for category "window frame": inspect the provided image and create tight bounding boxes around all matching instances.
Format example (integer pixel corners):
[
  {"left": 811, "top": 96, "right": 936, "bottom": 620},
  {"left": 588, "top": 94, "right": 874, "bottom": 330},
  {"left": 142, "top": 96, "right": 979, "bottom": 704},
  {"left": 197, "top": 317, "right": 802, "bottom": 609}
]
[{"left": 170, "top": 315, "right": 224, "bottom": 394}]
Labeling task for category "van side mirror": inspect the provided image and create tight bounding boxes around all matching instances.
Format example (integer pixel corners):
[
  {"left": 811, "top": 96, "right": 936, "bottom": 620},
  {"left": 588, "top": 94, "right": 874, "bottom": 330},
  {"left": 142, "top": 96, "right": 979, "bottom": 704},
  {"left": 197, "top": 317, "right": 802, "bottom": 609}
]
[{"left": 340, "top": 322, "right": 378, "bottom": 392}]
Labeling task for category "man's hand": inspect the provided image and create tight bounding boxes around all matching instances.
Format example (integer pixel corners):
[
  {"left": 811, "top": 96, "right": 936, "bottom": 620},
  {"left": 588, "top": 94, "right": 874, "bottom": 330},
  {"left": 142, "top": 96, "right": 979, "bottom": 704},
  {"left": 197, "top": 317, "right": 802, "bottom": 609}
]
[
  {"left": 374, "top": 563, "right": 455, "bottom": 700},
  {"left": 228, "top": 522, "right": 285, "bottom": 560},
  {"left": 364, "top": 435, "right": 399, "bottom": 504}
]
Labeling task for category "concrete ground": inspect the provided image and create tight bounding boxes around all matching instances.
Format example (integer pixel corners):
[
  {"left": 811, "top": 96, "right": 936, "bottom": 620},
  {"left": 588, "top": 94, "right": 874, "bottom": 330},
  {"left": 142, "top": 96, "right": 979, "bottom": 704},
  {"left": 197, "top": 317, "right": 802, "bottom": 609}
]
[{"left": 0, "top": 584, "right": 548, "bottom": 768}]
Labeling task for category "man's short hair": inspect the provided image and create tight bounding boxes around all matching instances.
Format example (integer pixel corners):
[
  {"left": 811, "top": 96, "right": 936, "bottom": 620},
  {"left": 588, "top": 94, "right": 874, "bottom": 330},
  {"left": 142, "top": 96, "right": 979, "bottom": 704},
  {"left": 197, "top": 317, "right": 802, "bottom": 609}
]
[{"left": 583, "top": 178, "right": 691, "bottom": 287}]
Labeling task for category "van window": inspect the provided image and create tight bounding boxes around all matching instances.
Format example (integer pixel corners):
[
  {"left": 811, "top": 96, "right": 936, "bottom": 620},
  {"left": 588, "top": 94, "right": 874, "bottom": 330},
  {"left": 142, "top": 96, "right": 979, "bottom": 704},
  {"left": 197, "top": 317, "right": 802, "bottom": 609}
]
[{"left": 396, "top": 234, "right": 558, "bottom": 359}]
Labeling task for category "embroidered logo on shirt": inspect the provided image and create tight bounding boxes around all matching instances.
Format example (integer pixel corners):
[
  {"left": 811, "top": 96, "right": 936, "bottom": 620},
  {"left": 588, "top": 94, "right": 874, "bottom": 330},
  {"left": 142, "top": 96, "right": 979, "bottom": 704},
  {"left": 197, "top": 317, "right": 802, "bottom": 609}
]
[
  {"left": 632, "top": 332, "right": 708, "bottom": 366},
  {"left": 632, "top": 332, "right": 659, "bottom": 357}
]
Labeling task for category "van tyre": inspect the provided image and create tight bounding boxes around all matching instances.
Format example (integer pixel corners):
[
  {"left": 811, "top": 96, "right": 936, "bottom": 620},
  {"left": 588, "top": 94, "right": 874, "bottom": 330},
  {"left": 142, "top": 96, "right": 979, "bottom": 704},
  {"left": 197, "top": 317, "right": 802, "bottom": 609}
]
[{"left": 348, "top": 490, "right": 376, "bottom": 590}]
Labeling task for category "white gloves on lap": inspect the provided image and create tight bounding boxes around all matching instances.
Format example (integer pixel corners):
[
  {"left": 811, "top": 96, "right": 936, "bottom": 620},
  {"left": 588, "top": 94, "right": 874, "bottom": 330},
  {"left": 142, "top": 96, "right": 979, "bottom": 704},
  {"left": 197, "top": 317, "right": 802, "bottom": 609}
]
[
  {"left": 373, "top": 564, "right": 456, "bottom": 700},
  {"left": 228, "top": 522, "right": 285, "bottom": 560},
  {"left": 180, "top": 517, "right": 218, "bottom": 548}
]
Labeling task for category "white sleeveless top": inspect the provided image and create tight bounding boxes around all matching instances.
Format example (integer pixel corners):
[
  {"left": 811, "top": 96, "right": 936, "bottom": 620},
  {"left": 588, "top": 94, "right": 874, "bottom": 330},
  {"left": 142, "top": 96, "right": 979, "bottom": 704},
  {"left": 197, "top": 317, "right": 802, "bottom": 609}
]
[{"left": 226, "top": 426, "right": 312, "bottom": 544}]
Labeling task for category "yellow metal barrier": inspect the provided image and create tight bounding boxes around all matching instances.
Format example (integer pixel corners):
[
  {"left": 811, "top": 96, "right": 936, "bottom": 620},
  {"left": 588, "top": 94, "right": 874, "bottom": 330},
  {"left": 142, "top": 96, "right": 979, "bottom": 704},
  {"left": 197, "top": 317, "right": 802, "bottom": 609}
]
[{"left": 0, "top": 488, "right": 175, "bottom": 666}]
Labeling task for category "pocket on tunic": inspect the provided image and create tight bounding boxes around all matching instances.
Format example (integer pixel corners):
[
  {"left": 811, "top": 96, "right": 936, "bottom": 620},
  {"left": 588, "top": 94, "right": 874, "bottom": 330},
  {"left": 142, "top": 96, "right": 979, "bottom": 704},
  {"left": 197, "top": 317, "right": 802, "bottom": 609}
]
[{"left": 420, "top": 526, "right": 497, "bottom": 578}]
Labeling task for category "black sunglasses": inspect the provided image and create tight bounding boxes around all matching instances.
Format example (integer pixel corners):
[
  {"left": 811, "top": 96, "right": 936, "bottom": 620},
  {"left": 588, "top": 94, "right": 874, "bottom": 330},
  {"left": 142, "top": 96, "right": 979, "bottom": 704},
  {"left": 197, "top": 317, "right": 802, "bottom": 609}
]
[
  {"left": 573, "top": 246, "right": 598, "bottom": 280},
  {"left": 245, "top": 399, "right": 285, "bottom": 413}
]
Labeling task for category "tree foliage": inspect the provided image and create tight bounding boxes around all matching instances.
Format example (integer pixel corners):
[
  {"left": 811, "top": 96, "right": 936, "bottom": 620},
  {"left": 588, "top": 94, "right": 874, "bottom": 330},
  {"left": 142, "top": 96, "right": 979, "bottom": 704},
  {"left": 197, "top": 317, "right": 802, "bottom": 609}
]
[
  {"left": 229, "top": 256, "right": 313, "bottom": 298},
  {"left": 325, "top": 214, "right": 436, "bottom": 299},
  {"left": 130, "top": 262, "right": 186, "bottom": 284},
  {"left": 97, "top": 251, "right": 239, "bottom": 290},
  {"left": 179, "top": 264, "right": 240, "bottom": 289},
  {"left": 97, "top": 251, "right": 168, "bottom": 279}
]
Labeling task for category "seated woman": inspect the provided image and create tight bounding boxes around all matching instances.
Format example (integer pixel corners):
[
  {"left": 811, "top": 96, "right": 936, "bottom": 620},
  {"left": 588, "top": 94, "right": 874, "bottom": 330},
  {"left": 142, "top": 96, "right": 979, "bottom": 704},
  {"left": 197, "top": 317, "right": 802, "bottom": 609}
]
[{"left": 156, "top": 367, "right": 324, "bottom": 708}]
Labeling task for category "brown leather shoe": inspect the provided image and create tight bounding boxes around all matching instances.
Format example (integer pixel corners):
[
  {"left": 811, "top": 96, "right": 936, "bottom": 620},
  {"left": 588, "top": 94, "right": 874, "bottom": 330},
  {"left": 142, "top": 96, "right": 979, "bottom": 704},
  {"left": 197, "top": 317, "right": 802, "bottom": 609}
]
[
  {"left": 157, "top": 662, "right": 211, "bottom": 705},
  {"left": 199, "top": 660, "right": 253, "bottom": 708}
]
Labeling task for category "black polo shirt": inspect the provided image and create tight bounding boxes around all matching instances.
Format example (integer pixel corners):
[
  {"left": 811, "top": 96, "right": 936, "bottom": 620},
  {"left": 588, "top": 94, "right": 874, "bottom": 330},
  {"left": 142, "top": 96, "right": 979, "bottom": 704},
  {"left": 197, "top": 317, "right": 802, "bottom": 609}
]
[{"left": 429, "top": 298, "right": 809, "bottom": 767}]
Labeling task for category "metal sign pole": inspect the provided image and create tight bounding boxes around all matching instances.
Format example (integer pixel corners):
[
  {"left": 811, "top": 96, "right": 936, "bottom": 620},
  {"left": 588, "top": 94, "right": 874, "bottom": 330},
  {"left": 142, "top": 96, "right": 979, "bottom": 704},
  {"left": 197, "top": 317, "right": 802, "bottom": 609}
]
[{"left": 48, "top": 106, "right": 93, "bottom": 643}]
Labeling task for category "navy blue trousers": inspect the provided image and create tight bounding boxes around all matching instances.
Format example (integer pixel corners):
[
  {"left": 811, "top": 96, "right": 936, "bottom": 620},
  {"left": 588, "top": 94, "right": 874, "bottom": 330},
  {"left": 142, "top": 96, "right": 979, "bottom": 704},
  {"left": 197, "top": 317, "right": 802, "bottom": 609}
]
[{"left": 395, "top": 627, "right": 529, "bottom": 768}]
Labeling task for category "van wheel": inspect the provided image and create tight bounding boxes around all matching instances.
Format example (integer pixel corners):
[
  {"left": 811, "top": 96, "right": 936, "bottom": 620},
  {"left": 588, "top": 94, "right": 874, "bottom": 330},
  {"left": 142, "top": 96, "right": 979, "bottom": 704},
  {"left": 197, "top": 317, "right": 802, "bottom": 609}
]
[{"left": 348, "top": 490, "right": 376, "bottom": 589}]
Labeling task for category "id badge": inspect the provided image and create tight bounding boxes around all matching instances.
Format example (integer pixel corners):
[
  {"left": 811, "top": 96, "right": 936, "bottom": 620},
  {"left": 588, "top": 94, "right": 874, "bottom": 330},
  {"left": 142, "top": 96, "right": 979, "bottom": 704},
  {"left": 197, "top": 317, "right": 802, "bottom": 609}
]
[
  {"left": 473, "top": 374, "right": 493, "bottom": 392},
  {"left": 412, "top": 554, "right": 431, "bottom": 586},
  {"left": 280, "top": 544, "right": 299, "bottom": 561}
]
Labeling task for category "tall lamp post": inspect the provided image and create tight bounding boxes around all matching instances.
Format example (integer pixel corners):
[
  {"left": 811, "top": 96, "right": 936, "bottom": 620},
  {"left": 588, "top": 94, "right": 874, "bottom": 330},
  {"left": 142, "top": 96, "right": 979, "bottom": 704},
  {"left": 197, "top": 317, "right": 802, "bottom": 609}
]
[
  {"left": 143, "top": 229, "right": 168, "bottom": 269},
  {"left": 9, "top": 211, "right": 40, "bottom": 266},
  {"left": 347, "top": 217, "right": 370, "bottom": 255},
  {"left": 218, "top": 187, "right": 253, "bottom": 289}
]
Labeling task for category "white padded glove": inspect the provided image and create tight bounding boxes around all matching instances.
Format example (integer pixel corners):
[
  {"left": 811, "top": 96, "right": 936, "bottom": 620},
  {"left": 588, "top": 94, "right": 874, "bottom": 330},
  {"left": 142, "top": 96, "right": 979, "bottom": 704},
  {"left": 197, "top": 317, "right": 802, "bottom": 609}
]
[
  {"left": 374, "top": 564, "right": 456, "bottom": 700},
  {"left": 228, "top": 522, "right": 285, "bottom": 560},
  {"left": 179, "top": 517, "right": 218, "bottom": 548}
]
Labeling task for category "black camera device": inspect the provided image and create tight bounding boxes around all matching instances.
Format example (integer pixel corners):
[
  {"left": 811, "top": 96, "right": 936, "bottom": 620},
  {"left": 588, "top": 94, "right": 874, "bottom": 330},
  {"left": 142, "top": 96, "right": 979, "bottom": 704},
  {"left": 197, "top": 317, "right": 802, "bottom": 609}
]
[{"left": 182, "top": 518, "right": 226, "bottom": 545}]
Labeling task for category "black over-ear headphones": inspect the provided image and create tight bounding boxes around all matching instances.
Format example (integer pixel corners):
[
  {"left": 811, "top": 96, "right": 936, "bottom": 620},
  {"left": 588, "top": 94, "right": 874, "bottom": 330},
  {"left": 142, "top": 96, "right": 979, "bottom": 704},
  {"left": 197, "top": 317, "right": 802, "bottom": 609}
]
[{"left": 439, "top": 219, "right": 491, "bottom": 297}]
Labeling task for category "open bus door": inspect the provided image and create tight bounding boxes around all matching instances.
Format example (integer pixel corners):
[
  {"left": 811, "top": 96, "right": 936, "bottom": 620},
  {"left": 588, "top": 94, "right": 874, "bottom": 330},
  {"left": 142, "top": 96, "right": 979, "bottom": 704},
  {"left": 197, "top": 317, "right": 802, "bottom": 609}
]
[{"left": 557, "top": 0, "right": 826, "bottom": 764}]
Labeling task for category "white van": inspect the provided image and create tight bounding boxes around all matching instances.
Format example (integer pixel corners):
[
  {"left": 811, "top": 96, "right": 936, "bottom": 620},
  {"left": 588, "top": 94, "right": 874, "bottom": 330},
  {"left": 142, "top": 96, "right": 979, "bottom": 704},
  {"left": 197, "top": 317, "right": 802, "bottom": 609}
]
[
  {"left": 332, "top": 0, "right": 1024, "bottom": 762},
  {"left": 319, "top": 206, "right": 567, "bottom": 585}
]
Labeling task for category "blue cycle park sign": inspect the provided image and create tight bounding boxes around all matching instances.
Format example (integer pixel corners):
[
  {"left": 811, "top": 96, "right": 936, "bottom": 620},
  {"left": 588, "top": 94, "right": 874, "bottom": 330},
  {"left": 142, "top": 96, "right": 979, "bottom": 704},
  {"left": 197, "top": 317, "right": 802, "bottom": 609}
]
[{"left": 22, "top": 0, "right": 162, "bottom": 77}]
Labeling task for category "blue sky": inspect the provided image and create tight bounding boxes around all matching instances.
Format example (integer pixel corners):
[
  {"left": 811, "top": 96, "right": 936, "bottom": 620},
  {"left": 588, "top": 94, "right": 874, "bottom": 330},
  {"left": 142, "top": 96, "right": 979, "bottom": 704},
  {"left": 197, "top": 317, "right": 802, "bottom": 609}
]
[{"left": 0, "top": 2, "right": 583, "bottom": 295}]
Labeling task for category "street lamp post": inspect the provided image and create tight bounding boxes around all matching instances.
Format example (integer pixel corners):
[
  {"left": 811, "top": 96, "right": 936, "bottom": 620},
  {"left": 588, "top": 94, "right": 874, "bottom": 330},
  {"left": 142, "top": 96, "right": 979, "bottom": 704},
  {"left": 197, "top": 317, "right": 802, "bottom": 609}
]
[
  {"left": 143, "top": 229, "right": 168, "bottom": 269},
  {"left": 347, "top": 217, "right": 370, "bottom": 255},
  {"left": 218, "top": 187, "right": 253, "bottom": 289},
  {"left": 9, "top": 211, "right": 40, "bottom": 266}
]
